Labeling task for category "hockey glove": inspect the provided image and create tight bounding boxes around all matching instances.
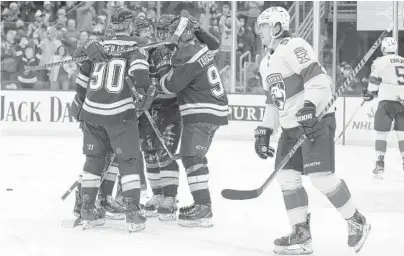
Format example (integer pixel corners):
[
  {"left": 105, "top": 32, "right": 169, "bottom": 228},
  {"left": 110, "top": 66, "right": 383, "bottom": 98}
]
[
  {"left": 167, "top": 10, "right": 190, "bottom": 45},
  {"left": 361, "top": 87, "right": 376, "bottom": 102},
  {"left": 254, "top": 126, "right": 275, "bottom": 159},
  {"left": 194, "top": 28, "right": 220, "bottom": 51},
  {"left": 296, "top": 101, "right": 323, "bottom": 141},
  {"left": 82, "top": 40, "right": 107, "bottom": 62},
  {"left": 134, "top": 82, "right": 157, "bottom": 112},
  {"left": 150, "top": 46, "right": 172, "bottom": 79},
  {"left": 70, "top": 94, "right": 83, "bottom": 121}
]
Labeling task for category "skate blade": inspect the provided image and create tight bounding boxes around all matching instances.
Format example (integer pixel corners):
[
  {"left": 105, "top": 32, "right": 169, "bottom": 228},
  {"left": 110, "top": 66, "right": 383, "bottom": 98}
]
[
  {"left": 353, "top": 224, "right": 371, "bottom": 253},
  {"left": 105, "top": 212, "right": 125, "bottom": 220},
  {"left": 273, "top": 243, "right": 313, "bottom": 255},
  {"left": 178, "top": 217, "right": 213, "bottom": 228},
  {"left": 128, "top": 223, "right": 146, "bottom": 233},
  {"left": 158, "top": 213, "right": 177, "bottom": 221},
  {"left": 62, "top": 218, "right": 82, "bottom": 228},
  {"left": 145, "top": 210, "right": 159, "bottom": 217},
  {"left": 82, "top": 219, "right": 106, "bottom": 230}
]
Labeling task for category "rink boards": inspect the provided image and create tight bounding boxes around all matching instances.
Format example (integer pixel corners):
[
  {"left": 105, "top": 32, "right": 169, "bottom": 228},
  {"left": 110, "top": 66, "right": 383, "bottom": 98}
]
[{"left": 0, "top": 90, "right": 400, "bottom": 147}]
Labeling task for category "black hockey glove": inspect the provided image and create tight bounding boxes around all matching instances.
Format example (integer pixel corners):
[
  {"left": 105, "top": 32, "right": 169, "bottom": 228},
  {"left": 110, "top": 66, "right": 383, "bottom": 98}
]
[
  {"left": 254, "top": 126, "right": 275, "bottom": 159},
  {"left": 70, "top": 94, "right": 83, "bottom": 121},
  {"left": 75, "top": 40, "right": 107, "bottom": 62},
  {"left": 150, "top": 46, "right": 172, "bottom": 79},
  {"left": 296, "top": 101, "right": 323, "bottom": 141},
  {"left": 134, "top": 81, "right": 157, "bottom": 112},
  {"left": 194, "top": 28, "right": 220, "bottom": 51},
  {"left": 361, "top": 87, "right": 376, "bottom": 102}
]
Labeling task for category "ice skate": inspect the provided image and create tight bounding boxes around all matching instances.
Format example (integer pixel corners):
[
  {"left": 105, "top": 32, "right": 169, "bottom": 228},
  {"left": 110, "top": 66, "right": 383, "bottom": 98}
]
[
  {"left": 178, "top": 203, "right": 213, "bottom": 228},
  {"left": 158, "top": 196, "right": 177, "bottom": 221},
  {"left": 179, "top": 202, "right": 196, "bottom": 214},
  {"left": 144, "top": 194, "right": 164, "bottom": 217},
  {"left": 347, "top": 210, "right": 371, "bottom": 253},
  {"left": 273, "top": 214, "right": 313, "bottom": 256},
  {"left": 140, "top": 185, "right": 150, "bottom": 206},
  {"left": 81, "top": 194, "right": 106, "bottom": 230},
  {"left": 124, "top": 197, "right": 146, "bottom": 233},
  {"left": 96, "top": 192, "right": 125, "bottom": 220},
  {"left": 373, "top": 156, "right": 384, "bottom": 179},
  {"left": 73, "top": 190, "right": 82, "bottom": 218}
]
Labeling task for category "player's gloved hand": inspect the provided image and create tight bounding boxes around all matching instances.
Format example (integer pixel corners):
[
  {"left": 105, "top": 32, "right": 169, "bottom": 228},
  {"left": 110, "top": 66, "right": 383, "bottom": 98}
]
[
  {"left": 82, "top": 40, "right": 107, "bottom": 62},
  {"left": 254, "top": 126, "right": 275, "bottom": 159},
  {"left": 361, "top": 87, "right": 375, "bottom": 102},
  {"left": 70, "top": 94, "right": 83, "bottom": 121},
  {"left": 296, "top": 101, "right": 323, "bottom": 141},
  {"left": 135, "top": 81, "right": 157, "bottom": 112},
  {"left": 150, "top": 46, "right": 172, "bottom": 79}
]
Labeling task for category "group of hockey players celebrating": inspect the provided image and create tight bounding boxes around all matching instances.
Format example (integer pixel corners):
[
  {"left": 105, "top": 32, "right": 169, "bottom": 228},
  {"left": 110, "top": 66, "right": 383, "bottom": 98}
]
[{"left": 58, "top": 4, "right": 404, "bottom": 255}]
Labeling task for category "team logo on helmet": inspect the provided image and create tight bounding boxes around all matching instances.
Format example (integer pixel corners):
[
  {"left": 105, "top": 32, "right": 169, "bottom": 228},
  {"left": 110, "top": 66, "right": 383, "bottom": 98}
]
[{"left": 266, "top": 73, "right": 286, "bottom": 110}]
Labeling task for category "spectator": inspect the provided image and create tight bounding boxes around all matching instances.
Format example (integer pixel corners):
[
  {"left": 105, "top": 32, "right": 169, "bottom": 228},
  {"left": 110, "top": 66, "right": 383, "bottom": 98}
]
[
  {"left": 42, "top": 1, "right": 53, "bottom": 24},
  {"left": 3, "top": 2, "right": 20, "bottom": 22},
  {"left": 49, "top": 45, "right": 76, "bottom": 90},
  {"left": 1, "top": 30, "right": 18, "bottom": 83},
  {"left": 17, "top": 46, "right": 40, "bottom": 90},
  {"left": 92, "top": 15, "right": 107, "bottom": 36},
  {"left": 27, "top": 10, "right": 45, "bottom": 38},
  {"left": 147, "top": 8, "right": 157, "bottom": 26},
  {"left": 246, "top": 70, "right": 264, "bottom": 94},
  {"left": 63, "top": 19, "right": 80, "bottom": 54},
  {"left": 78, "top": 31, "right": 89, "bottom": 47},
  {"left": 15, "top": 19, "right": 27, "bottom": 39},
  {"left": 20, "top": 2, "right": 37, "bottom": 23},
  {"left": 218, "top": 14, "right": 241, "bottom": 70},
  {"left": 65, "top": 1, "right": 78, "bottom": 21},
  {"left": 15, "top": 36, "right": 29, "bottom": 57},
  {"left": 76, "top": 2, "right": 96, "bottom": 32},
  {"left": 55, "top": 9, "right": 68, "bottom": 30}
]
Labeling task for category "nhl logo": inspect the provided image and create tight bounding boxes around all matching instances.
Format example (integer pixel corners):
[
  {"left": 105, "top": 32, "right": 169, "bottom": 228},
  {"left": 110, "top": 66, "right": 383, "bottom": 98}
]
[{"left": 266, "top": 73, "right": 286, "bottom": 110}]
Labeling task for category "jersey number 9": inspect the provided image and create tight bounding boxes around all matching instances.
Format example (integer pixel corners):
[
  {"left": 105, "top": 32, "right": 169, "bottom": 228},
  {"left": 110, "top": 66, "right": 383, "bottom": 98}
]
[
  {"left": 395, "top": 66, "right": 404, "bottom": 85},
  {"left": 207, "top": 65, "right": 225, "bottom": 98},
  {"left": 90, "top": 59, "right": 126, "bottom": 93}
]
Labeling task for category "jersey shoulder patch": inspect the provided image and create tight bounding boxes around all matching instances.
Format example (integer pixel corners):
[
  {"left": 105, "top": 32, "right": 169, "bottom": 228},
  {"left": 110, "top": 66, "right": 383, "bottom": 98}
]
[{"left": 171, "top": 44, "right": 208, "bottom": 67}]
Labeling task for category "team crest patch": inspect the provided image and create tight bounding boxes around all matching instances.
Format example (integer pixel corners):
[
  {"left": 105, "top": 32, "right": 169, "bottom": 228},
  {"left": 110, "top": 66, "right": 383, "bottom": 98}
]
[
  {"left": 294, "top": 47, "right": 310, "bottom": 64},
  {"left": 266, "top": 73, "right": 286, "bottom": 110}
]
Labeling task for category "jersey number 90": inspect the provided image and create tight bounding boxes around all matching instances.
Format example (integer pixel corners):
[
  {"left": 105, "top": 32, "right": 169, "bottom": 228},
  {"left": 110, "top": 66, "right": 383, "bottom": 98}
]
[
  {"left": 90, "top": 59, "right": 126, "bottom": 93},
  {"left": 207, "top": 65, "right": 225, "bottom": 98}
]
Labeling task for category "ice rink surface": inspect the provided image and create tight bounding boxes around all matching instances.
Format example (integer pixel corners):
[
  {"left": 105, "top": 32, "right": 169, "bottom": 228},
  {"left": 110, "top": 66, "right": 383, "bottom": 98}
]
[{"left": 1, "top": 135, "right": 404, "bottom": 256}]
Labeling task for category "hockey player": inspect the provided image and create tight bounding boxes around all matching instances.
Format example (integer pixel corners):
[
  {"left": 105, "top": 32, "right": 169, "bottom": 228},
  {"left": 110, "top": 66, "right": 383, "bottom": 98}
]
[
  {"left": 361, "top": 37, "right": 404, "bottom": 179},
  {"left": 254, "top": 7, "right": 371, "bottom": 254},
  {"left": 154, "top": 14, "right": 227, "bottom": 227},
  {"left": 70, "top": 7, "right": 152, "bottom": 232}
]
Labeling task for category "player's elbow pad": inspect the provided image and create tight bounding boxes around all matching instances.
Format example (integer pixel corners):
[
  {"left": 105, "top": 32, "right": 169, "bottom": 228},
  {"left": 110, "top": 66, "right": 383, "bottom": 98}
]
[{"left": 194, "top": 29, "right": 220, "bottom": 51}]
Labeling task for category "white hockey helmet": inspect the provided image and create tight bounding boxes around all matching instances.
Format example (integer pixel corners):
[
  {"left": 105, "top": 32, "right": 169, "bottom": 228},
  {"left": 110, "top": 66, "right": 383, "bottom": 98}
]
[
  {"left": 257, "top": 7, "right": 290, "bottom": 39},
  {"left": 381, "top": 37, "right": 397, "bottom": 55}
]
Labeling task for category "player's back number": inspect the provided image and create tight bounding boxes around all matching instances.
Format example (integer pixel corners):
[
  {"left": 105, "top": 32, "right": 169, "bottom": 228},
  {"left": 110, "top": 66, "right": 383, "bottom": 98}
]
[
  {"left": 207, "top": 65, "right": 225, "bottom": 98},
  {"left": 395, "top": 66, "right": 404, "bottom": 85},
  {"left": 90, "top": 58, "right": 126, "bottom": 93}
]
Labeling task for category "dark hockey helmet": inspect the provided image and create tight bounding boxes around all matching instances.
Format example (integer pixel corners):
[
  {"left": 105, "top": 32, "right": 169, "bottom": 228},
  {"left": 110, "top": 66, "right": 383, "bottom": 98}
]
[
  {"left": 155, "top": 13, "right": 195, "bottom": 43},
  {"left": 110, "top": 7, "right": 136, "bottom": 34},
  {"left": 133, "top": 17, "right": 151, "bottom": 38}
]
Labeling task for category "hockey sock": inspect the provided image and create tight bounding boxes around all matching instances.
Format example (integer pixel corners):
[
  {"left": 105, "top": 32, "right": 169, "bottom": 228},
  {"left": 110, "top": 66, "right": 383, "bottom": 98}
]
[
  {"left": 282, "top": 187, "right": 309, "bottom": 226},
  {"left": 395, "top": 131, "right": 404, "bottom": 158},
  {"left": 160, "top": 160, "right": 180, "bottom": 197},
  {"left": 375, "top": 131, "right": 388, "bottom": 159},
  {"left": 183, "top": 156, "right": 211, "bottom": 205},
  {"left": 81, "top": 172, "right": 101, "bottom": 197},
  {"left": 100, "top": 162, "right": 118, "bottom": 196},
  {"left": 120, "top": 174, "right": 141, "bottom": 203},
  {"left": 77, "top": 174, "right": 82, "bottom": 196},
  {"left": 310, "top": 173, "right": 356, "bottom": 219},
  {"left": 147, "top": 166, "right": 163, "bottom": 195}
]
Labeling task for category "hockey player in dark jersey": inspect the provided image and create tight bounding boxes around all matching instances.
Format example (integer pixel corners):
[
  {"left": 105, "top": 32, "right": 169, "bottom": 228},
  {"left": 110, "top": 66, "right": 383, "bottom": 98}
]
[
  {"left": 153, "top": 14, "right": 228, "bottom": 227},
  {"left": 70, "top": 7, "right": 153, "bottom": 232}
]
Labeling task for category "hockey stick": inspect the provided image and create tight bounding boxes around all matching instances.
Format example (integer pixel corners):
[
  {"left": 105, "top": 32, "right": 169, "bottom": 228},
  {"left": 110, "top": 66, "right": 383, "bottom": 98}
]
[
  {"left": 25, "top": 41, "right": 170, "bottom": 72},
  {"left": 396, "top": 96, "right": 404, "bottom": 106},
  {"left": 335, "top": 99, "right": 366, "bottom": 143},
  {"left": 125, "top": 77, "right": 180, "bottom": 161},
  {"left": 61, "top": 153, "right": 116, "bottom": 200},
  {"left": 221, "top": 26, "right": 393, "bottom": 200}
]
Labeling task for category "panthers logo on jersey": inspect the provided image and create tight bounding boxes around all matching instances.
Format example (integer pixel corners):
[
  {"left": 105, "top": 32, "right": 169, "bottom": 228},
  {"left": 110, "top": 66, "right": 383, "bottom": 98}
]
[{"left": 266, "top": 73, "right": 286, "bottom": 110}]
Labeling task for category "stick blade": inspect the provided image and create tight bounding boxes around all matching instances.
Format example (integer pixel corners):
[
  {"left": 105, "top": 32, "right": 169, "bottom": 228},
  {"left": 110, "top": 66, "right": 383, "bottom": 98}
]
[{"left": 221, "top": 188, "right": 260, "bottom": 200}]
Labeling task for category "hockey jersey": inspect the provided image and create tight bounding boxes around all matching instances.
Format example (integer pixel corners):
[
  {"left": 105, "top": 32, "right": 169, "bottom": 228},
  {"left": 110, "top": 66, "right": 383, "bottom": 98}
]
[
  {"left": 259, "top": 37, "right": 333, "bottom": 130},
  {"left": 368, "top": 54, "right": 404, "bottom": 101},
  {"left": 75, "top": 36, "right": 150, "bottom": 125},
  {"left": 159, "top": 44, "right": 229, "bottom": 126}
]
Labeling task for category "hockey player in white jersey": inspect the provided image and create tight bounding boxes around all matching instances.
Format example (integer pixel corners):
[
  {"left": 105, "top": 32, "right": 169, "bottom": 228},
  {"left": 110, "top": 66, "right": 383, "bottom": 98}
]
[
  {"left": 362, "top": 37, "right": 404, "bottom": 179},
  {"left": 254, "top": 7, "right": 371, "bottom": 255}
]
